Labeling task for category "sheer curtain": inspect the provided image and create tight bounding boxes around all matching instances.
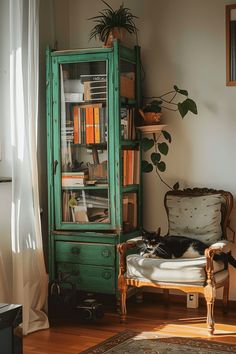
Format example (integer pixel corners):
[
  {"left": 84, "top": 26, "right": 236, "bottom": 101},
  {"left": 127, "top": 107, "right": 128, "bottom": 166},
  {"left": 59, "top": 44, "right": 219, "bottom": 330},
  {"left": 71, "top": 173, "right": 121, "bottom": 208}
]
[{"left": 10, "top": 0, "right": 49, "bottom": 334}]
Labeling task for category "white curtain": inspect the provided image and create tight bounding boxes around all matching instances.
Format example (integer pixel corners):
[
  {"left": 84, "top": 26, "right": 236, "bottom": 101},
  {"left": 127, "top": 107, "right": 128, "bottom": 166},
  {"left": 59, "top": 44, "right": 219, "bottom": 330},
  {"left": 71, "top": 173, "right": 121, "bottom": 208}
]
[{"left": 10, "top": 0, "right": 49, "bottom": 334}]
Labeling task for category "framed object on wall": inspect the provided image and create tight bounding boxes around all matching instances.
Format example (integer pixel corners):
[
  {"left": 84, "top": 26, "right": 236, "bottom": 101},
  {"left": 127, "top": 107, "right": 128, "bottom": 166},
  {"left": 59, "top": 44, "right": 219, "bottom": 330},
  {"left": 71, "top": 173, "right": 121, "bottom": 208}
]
[{"left": 226, "top": 4, "right": 236, "bottom": 86}]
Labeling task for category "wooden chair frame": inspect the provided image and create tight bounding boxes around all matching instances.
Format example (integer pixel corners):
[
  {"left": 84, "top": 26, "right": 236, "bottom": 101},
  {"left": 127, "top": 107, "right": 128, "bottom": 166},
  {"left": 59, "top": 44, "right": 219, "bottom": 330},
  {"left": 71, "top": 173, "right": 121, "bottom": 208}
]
[{"left": 118, "top": 188, "right": 234, "bottom": 335}]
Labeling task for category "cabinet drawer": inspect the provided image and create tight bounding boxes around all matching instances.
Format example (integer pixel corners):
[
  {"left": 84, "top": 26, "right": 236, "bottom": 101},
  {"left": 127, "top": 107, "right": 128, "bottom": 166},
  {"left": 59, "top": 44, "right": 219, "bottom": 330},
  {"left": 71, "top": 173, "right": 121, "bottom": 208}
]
[
  {"left": 57, "top": 263, "right": 115, "bottom": 294},
  {"left": 55, "top": 241, "right": 115, "bottom": 266}
]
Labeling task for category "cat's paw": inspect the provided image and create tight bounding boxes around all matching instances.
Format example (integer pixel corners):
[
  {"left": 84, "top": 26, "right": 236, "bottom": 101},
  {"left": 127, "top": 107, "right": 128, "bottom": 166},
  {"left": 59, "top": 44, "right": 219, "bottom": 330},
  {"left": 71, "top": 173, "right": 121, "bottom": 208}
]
[{"left": 142, "top": 253, "right": 151, "bottom": 258}]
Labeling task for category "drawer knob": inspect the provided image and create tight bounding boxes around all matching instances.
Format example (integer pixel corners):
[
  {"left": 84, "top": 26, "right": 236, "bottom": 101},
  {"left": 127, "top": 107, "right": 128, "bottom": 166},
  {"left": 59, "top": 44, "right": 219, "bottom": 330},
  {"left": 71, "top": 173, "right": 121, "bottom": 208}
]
[
  {"left": 101, "top": 249, "right": 111, "bottom": 258},
  {"left": 71, "top": 247, "right": 80, "bottom": 255},
  {"left": 102, "top": 271, "right": 111, "bottom": 279}
]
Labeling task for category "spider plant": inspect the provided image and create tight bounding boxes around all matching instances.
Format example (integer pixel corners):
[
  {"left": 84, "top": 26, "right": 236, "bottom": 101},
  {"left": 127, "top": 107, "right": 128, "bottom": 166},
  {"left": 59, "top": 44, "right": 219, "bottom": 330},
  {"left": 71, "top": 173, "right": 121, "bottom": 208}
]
[{"left": 89, "top": 1, "right": 138, "bottom": 44}]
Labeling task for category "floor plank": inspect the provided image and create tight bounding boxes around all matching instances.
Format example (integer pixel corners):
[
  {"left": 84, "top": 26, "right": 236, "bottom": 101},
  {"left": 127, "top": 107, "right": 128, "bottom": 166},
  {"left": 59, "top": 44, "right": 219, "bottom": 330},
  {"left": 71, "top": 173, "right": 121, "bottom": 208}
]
[{"left": 23, "top": 294, "right": 236, "bottom": 353}]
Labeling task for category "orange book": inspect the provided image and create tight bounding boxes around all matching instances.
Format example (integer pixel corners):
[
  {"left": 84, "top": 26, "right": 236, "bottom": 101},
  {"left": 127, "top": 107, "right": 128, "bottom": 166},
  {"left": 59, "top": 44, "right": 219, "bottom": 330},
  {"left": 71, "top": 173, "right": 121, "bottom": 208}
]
[
  {"left": 85, "top": 106, "right": 94, "bottom": 144},
  {"left": 127, "top": 149, "right": 133, "bottom": 185},
  {"left": 73, "top": 105, "right": 79, "bottom": 144},
  {"left": 94, "top": 107, "right": 100, "bottom": 143},
  {"left": 123, "top": 150, "right": 127, "bottom": 186}
]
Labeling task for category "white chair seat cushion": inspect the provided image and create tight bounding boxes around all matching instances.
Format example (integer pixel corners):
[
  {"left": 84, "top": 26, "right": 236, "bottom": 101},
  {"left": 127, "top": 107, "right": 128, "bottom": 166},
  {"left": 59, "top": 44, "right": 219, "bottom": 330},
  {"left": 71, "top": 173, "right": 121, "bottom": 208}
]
[{"left": 126, "top": 254, "right": 226, "bottom": 285}]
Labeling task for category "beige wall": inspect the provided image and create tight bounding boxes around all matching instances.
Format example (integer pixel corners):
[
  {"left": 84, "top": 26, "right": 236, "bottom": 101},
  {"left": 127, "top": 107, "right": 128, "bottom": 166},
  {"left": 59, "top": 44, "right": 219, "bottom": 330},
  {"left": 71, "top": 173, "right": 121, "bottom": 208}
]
[{"left": 52, "top": 0, "right": 236, "bottom": 299}]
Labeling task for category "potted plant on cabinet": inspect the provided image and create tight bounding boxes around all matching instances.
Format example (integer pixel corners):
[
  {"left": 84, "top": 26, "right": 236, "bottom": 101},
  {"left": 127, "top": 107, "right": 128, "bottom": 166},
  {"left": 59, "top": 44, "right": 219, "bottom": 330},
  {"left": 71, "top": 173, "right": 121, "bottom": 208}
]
[
  {"left": 88, "top": 1, "right": 138, "bottom": 47},
  {"left": 140, "top": 85, "right": 198, "bottom": 190},
  {"left": 139, "top": 85, "right": 197, "bottom": 125}
]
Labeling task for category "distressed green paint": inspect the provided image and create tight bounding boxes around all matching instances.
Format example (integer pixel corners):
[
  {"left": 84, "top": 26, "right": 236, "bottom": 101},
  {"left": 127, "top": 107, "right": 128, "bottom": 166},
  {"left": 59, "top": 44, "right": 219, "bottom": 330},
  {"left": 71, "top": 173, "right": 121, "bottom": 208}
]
[
  {"left": 134, "top": 46, "right": 143, "bottom": 230},
  {"left": 113, "top": 41, "right": 122, "bottom": 232},
  {"left": 47, "top": 42, "right": 142, "bottom": 295},
  {"left": 55, "top": 241, "right": 115, "bottom": 266},
  {"left": 52, "top": 46, "right": 113, "bottom": 57},
  {"left": 57, "top": 263, "right": 115, "bottom": 293}
]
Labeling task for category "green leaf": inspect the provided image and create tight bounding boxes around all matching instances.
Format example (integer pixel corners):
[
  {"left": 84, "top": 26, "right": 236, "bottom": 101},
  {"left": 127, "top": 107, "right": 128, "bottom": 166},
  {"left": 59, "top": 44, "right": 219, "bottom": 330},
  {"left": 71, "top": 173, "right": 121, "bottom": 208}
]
[
  {"left": 151, "top": 152, "right": 161, "bottom": 165},
  {"left": 185, "top": 98, "right": 198, "bottom": 115},
  {"left": 173, "top": 85, "right": 179, "bottom": 91},
  {"left": 157, "top": 161, "right": 166, "bottom": 172},
  {"left": 158, "top": 142, "right": 169, "bottom": 155},
  {"left": 141, "top": 160, "right": 153, "bottom": 173},
  {"left": 178, "top": 98, "right": 198, "bottom": 118},
  {"left": 178, "top": 101, "right": 189, "bottom": 118},
  {"left": 142, "top": 137, "right": 154, "bottom": 152},
  {"left": 162, "top": 130, "right": 172, "bottom": 143},
  {"left": 173, "top": 182, "right": 180, "bottom": 190},
  {"left": 178, "top": 89, "right": 188, "bottom": 96},
  {"left": 173, "top": 85, "right": 188, "bottom": 96}
]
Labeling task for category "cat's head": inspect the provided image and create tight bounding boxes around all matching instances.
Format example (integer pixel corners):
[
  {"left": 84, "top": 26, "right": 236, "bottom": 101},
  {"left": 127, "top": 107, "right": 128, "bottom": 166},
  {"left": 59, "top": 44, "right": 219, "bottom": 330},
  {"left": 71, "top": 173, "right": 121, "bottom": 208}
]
[{"left": 141, "top": 228, "right": 162, "bottom": 247}]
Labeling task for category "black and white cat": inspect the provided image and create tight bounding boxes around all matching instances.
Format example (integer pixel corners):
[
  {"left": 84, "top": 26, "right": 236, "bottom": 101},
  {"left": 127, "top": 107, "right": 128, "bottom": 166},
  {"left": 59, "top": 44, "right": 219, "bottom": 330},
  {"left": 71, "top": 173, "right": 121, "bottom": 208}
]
[{"left": 139, "top": 229, "right": 236, "bottom": 267}]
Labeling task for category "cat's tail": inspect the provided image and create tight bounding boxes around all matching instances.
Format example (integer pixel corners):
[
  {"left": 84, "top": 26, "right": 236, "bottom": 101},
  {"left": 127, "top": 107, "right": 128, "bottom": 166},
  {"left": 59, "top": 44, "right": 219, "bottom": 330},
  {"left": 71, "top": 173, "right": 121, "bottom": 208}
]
[
  {"left": 214, "top": 252, "right": 236, "bottom": 268},
  {"left": 227, "top": 252, "right": 236, "bottom": 268}
]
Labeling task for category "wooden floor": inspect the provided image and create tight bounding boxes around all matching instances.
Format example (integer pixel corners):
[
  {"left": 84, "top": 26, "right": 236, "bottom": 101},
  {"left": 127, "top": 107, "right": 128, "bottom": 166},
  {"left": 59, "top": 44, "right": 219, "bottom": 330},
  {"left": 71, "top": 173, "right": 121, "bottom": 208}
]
[{"left": 23, "top": 294, "right": 236, "bottom": 354}]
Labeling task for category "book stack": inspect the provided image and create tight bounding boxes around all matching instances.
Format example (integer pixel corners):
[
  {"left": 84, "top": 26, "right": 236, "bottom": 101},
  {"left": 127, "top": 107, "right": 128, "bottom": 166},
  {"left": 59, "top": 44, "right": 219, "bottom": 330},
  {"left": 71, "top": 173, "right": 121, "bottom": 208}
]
[
  {"left": 61, "top": 171, "right": 89, "bottom": 187},
  {"left": 80, "top": 74, "right": 107, "bottom": 102},
  {"left": 61, "top": 125, "right": 74, "bottom": 143},
  {"left": 120, "top": 107, "right": 136, "bottom": 140},
  {"left": 73, "top": 104, "right": 107, "bottom": 144}
]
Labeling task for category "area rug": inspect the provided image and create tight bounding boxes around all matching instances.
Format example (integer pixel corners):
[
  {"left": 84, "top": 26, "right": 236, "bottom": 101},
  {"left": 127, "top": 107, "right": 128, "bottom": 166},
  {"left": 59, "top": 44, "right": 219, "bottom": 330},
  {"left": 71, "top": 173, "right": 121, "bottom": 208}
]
[{"left": 79, "top": 330, "right": 236, "bottom": 353}]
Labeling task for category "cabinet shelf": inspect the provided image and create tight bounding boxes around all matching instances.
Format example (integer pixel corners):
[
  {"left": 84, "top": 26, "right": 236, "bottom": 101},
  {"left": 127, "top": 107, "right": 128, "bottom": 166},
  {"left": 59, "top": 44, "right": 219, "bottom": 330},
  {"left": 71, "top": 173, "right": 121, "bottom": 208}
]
[
  {"left": 122, "top": 184, "right": 139, "bottom": 193},
  {"left": 62, "top": 184, "right": 108, "bottom": 190},
  {"left": 121, "top": 140, "right": 140, "bottom": 147}
]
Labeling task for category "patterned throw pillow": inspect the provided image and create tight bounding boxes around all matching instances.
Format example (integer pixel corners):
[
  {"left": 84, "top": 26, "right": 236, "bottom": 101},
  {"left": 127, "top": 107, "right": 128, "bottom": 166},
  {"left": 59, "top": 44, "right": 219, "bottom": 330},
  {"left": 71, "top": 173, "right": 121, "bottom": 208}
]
[{"left": 166, "top": 194, "right": 224, "bottom": 245}]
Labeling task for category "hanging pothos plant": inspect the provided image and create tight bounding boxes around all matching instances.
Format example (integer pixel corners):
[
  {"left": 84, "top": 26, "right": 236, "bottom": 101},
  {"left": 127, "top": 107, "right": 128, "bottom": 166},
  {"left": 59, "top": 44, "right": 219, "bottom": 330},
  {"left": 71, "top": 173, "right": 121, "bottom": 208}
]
[{"left": 141, "top": 85, "right": 198, "bottom": 190}]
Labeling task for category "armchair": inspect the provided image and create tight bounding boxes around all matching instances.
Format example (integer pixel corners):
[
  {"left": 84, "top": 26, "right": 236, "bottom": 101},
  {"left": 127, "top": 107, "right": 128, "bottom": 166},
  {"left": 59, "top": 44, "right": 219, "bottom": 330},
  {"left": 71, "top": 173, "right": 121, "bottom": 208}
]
[{"left": 118, "top": 188, "right": 234, "bottom": 335}]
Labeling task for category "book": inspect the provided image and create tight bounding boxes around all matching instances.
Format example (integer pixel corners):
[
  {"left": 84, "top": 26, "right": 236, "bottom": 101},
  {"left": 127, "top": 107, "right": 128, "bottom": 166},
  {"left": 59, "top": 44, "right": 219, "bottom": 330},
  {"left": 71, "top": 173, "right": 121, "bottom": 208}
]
[
  {"left": 94, "top": 107, "right": 100, "bottom": 143},
  {"left": 73, "top": 105, "right": 79, "bottom": 144},
  {"left": 85, "top": 106, "right": 95, "bottom": 144},
  {"left": 84, "top": 81, "right": 107, "bottom": 101},
  {"left": 80, "top": 74, "right": 107, "bottom": 83}
]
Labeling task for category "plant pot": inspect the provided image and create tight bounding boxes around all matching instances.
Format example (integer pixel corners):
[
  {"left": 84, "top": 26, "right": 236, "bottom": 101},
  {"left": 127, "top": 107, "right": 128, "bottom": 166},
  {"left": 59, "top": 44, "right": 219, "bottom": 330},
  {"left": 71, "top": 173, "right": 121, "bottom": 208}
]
[
  {"left": 103, "top": 27, "right": 126, "bottom": 47},
  {"left": 138, "top": 109, "right": 162, "bottom": 125}
]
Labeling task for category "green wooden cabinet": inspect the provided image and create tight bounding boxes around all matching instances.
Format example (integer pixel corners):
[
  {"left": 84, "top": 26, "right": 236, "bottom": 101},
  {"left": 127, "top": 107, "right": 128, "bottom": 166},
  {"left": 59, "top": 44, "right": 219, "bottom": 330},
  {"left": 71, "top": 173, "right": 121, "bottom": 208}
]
[{"left": 46, "top": 41, "right": 142, "bottom": 297}]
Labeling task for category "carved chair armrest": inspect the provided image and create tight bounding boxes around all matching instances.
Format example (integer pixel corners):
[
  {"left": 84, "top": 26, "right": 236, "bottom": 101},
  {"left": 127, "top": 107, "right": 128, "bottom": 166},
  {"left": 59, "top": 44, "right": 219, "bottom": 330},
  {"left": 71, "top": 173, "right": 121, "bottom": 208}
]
[
  {"left": 117, "top": 241, "right": 138, "bottom": 276},
  {"left": 208, "top": 240, "right": 233, "bottom": 253},
  {"left": 204, "top": 240, "right": 233, "bottom": 286}
]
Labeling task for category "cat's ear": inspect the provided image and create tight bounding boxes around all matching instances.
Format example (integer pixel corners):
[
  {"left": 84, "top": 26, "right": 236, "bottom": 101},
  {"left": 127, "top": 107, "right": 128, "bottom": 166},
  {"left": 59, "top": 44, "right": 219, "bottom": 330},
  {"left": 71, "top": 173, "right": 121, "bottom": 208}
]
[
  {"left": 141, "top": 228, "right": 147, "bottom": 237},
  {"left": 155, "top": 227, "right": 161, "bottom": 237}
]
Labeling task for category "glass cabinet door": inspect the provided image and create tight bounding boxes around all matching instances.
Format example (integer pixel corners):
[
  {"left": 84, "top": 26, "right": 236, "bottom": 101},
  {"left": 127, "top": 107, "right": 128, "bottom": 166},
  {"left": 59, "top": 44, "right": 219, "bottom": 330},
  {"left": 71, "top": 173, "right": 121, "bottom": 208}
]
[{"left": 55, "top": 59, "right": 112, "bottom": 227}]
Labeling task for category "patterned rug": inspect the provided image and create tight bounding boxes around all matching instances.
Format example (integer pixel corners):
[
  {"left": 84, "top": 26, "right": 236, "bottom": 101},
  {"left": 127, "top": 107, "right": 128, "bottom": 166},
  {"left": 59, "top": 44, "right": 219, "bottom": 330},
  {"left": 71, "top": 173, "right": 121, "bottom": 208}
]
[{"left": 79, "top": 330, "right": 236, "bottom": 353}]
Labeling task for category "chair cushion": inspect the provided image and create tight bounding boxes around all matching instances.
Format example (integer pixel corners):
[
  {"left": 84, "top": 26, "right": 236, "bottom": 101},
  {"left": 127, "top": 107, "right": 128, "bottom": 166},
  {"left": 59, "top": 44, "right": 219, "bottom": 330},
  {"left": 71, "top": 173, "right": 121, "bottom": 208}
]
[
  {"left": 166, "top": 194, "right": 224, "bottom": 245},
  {"left": 126, "top": 254, "right": 225, "bottom": 285}
]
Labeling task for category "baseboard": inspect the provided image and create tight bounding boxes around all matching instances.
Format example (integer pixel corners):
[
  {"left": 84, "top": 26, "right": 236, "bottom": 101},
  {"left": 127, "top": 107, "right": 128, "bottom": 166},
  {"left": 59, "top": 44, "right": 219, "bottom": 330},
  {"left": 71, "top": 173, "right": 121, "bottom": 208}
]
[{"left": 141, "top": 290, "right": 236, "bottom": 310}]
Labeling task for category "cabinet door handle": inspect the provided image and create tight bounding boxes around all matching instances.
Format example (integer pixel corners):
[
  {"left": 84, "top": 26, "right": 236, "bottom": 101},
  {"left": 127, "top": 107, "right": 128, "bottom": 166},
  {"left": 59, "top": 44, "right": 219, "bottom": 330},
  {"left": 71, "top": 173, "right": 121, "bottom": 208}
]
[
  {"left": 71, "top": 247, "right": 80, "bottom": 255},
  {"left": 102, "top": 271, "right": 111, "bottom": 279},
  {"left": 101, "top": 249, "right": 111, "bottom": 258},
  {"left": 53, "top": 160, "right": 58, "bottom": 175}
]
